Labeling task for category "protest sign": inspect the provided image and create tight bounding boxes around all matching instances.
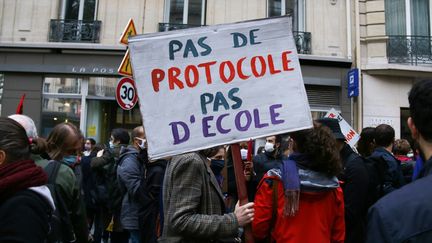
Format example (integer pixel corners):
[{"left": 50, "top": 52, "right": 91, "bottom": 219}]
[
  {"left": 129, "top": 16, "right": 312, "bottom": 159},
  {"left": 325, "top": 108, "right": 360, "bottom": 147}
]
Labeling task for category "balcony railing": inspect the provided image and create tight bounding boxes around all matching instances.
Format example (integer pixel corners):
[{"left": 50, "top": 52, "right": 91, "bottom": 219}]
[
  {"left": 387, "top": 35, "right": 432, "bottom": 65},
  {"left": 159, "top": 23, "right": 312, "bottom": 55},
  {"left": 49, "top": 19, "right": 101, "bottom": 43}
]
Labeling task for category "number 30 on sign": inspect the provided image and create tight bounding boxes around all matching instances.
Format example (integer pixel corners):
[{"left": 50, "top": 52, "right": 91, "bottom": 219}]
[{"left": 116, "top": 77, "right": 139, "bottom": 110}]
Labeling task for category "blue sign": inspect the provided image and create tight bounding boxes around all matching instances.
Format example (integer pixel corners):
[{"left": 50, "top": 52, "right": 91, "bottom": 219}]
[{"left": 347, "top": 68, "right": 359, "bottom": 98}]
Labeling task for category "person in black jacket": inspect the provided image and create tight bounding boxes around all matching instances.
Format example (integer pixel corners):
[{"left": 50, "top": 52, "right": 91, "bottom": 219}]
[
  {"left": 318, "top": 118, "right": 369, "bottom": 243},
  {"left": 367, "top": 80, "right": 432, "bottom": 242},
  {"left": 0, "top": 117, "right": 55, "bottom": 242}
]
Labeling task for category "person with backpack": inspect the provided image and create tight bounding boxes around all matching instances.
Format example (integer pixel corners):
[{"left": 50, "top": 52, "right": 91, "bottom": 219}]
[
  {"left": 318, "top": 118, "right": 369, "bottom": 243},
  {"left": 252, "top": 124, "right": 345, "bottom": 242},
  {"left": 367, "top": 80, "right": 432, "bottom": 242},
  {"left": 91, "top": 128, "right": 130, "bottom": 243},
  {"left": 0, "top": 117, "right": 54, "bottom": 242},
  {"left": 45, "top": 122, "right": 90, "bottom": 242},
  {"left": 117, "top": 126, "right": 147, "bottom": 243},
  {"left": 369, "top": 124, "right": 405, "bottom": 195}
]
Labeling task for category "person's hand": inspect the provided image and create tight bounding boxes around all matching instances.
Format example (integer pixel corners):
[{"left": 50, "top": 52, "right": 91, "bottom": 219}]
[{"left": 234, "top": 201, "right": 254, "bottom": 226}]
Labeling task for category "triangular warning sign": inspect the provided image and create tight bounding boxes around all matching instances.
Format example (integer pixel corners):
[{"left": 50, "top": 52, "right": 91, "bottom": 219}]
[
  {"left": 119, "top": 18, "right": 137, "bottom": 45},
  {"left": 118, "top": 50, "right": 133, "bottom": 76}
]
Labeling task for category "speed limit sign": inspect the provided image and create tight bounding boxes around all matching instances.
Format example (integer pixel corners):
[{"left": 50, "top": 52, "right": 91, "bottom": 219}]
[{"left": 116, "top": 77, "right": 138, "bottom": 110}]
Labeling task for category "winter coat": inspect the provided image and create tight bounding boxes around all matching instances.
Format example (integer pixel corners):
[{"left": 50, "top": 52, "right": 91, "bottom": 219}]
[
  {"left": 339, "top": 144, "right": 369, "bottom": 243},
  {"left": 366, "top": 156, "right": 432, "bottom": 242},
  {"left": 0, "top": 186, "right": 55, "bottom": 242},
  {"left": 117, "top": 145, "right": 143, "bottom": 230},
  {"left": 253, "top": 168, "right": 345, "bottom": 243},
  {"left": 160, "top": 152, "right": 239, "bottom": 243},
  {"left": 369, "top": 147, "right": 405, "bottom": 195},
  {"left": 33, "top": 154, "right": 89, "bottom": 243},
  {"left": 253, "top": 151, "right": 283, "bottom": 183}
]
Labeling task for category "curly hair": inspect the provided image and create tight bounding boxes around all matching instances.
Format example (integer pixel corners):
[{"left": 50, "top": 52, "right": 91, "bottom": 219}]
[
  {"left": 393, "top": 139, "right": 412, "bottom": 155},
  {"left": 290, "top": 122, "right": 342, "bottom": 177}
]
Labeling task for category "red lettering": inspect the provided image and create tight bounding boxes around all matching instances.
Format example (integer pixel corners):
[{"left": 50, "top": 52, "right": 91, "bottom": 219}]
[
  {"left": 267, "top": 54, "right": 281, "bottom": 74},
  {"left": 219, "top": 61, "right": 235, "bottom": 84},
  {"left": 328, "top": 113, "right": 336, "bottom": 118},
  {"left": 237, "top": 57, "right": 250, "bottom": 80},
  {"left": 282, "top": 51, "right": 295, "bottom": 71},
  {"left": 198, "top": 61, "right": 216, "bottom": 84},
  {"left": 151, "top": 69, "right": 165, "bottom": 92},
  {"left": 346, "top": 130, "right": 356, "bottom": 141},
  {"left": 185, "top": 65, "right": 199, "bottom": 88},
  {"left": 251, "top": 56, "right": 267, "bottom": 77},
  {"left": 168, "top": 67, "right": 184, "bottom": 90}
]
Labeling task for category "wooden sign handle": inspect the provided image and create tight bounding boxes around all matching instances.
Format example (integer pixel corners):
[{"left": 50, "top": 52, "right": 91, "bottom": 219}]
[{"left": 231, "top": 143, "right": 255, "bottom": 243}]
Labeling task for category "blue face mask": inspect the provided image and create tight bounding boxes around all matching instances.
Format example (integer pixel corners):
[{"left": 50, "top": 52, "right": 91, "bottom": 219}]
[
  {"left": 210, "top": 159, "right": 225, "bottom": 176},
  {"left": 63, "top": 155, "right": 77, "bottom": 165}
]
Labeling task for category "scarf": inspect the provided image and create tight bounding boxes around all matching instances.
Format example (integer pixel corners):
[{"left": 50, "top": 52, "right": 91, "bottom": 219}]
[
  {"left": 0, "top": 160, "right": 48, "bottom": 202},
  {"left": 281, "top": 153, "right": 308, "bottom": 217}
]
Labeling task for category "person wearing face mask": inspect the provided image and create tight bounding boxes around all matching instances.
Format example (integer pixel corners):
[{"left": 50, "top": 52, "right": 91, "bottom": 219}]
[
  {"left": 83, "top": 138, "right": 96, "bottom": 157},
  {"left": 209, "top": 147, "right": 226, "bottom": 188},
  {"left": 117, "top": 126, "right": 148, "bottom": 243},
  {"left": 46, "top": 122, "right": 90, "bottom": 243},
  {"left": 160, "top": 146, "right": 255, "bottom": 243},
  {"left": 91, "top": 128, "right": 130, "bottom": 243},
  {"left": 253, "top": 135, "right": 283, "bottom": 186}
]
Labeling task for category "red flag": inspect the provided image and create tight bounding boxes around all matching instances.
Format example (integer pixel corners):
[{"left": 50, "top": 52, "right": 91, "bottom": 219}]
[
  {"left": 247, "top": 139, "right": 253, "bottom": 161},
  {"left": 16, "top": 94, "right": 26, "bottom": 114}
]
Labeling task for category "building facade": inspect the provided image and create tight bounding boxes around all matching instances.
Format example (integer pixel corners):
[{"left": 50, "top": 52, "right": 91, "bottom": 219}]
[
  {"left": 0, "top": 0, "right": 353, "bottom": 142},
  {"left": 358, "top": 0, "right": 432, "bottom": 139}
]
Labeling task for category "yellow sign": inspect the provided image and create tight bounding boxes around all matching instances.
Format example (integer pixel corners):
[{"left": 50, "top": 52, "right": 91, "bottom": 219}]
[
  {"left": 87, "top": 125, "right": 96, "bottom": 137},
  {"left": 119, "top": 18, "right": 137, "bottom": 45},
  {"left": 118, "top": 50, "right": 133, "bottom": 76}
]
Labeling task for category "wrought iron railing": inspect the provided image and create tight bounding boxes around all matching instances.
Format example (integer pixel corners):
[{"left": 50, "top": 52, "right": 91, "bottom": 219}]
[
  {"left": 49, "top": 19, "right": 101, "bottom": 43},
  {"left": 159, "top": 23, "right": 312, "bottom": 55},
  {"left": 387, "top": 35, "right": 432, "bottom": 65}
]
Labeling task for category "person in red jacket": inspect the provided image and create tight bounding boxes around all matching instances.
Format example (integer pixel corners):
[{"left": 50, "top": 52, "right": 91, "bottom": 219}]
[{"left": 252, "top": 122, "right": 345, "bottom": 242}]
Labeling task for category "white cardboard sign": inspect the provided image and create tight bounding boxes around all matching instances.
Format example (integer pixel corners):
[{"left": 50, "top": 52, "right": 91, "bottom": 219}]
[
  {"left": 129, "top": 17, "right": 312, "bottom": 159},
  {"left": 325, "top": 108, "right": 360, "bottom": 147}
]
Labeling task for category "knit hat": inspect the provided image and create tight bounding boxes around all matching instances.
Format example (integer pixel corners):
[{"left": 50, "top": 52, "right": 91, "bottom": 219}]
[{"left": 317, "top": 118, "right": 345, "bottom": 140}]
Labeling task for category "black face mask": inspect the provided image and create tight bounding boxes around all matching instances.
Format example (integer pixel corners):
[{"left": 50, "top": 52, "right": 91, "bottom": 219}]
[
  {"left": 210, "top": 159, "right": 225, "bottom": 175},
  {"left": 138, "top": 149, "right": 149, "bottom": 164}
]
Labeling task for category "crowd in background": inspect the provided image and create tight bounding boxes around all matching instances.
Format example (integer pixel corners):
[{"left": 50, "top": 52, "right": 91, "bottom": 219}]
[{"left": 0, "top": 80, "right": 431, "bottom": 242}]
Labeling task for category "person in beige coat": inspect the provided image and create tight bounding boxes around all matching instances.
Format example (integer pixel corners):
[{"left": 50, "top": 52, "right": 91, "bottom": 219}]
[{"left": 160, "top": 146, "right": 254, "bottom": 242}]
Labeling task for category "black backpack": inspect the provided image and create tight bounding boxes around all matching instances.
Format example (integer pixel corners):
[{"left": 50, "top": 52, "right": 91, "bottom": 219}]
[
  {"left": 105, "top": 152, "right": 123, "bottom": 211},
  {"left": 44, "top": 160, "right": 75, "bottom": 243},
  {"left": 362, "top": 156, "right": 388, "bottom": 208}
]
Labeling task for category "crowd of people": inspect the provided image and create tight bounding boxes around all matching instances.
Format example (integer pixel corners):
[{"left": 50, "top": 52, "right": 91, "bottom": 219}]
[{"left": 0, "top": 80, "right": 431, "bottom": 242}]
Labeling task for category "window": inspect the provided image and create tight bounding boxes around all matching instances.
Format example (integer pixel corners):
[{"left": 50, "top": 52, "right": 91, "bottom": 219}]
[
  {"left": 0, "top": 74, "right": 3, "bottom": 116},
  {"left": 385, "top": 0, "right": 431, "bottom": 36},
  {"left": 165, "top": 0, "right": 206, "bottom": 25},
  {"left": 63, "top": 0, "right": 98, "bottom": 21},
  {"left": 267, "top": 0, "right": 304, "bottom": 31},
  {"left": 41, "top": 76, "right": 142, "bottom": 143}
]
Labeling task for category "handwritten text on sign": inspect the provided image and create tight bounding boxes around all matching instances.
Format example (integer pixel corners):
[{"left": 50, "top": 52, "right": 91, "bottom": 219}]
[
  {"left": 129, "top": 17, "right": 312, "bottom": 159},
  {"left": 325, "top": 108, "right": 360, "bottom": 147}
]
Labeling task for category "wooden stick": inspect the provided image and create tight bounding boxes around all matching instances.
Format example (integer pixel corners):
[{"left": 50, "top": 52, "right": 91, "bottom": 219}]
[{"left": 231, "top": 143, "right": 254, "bottom": 243}]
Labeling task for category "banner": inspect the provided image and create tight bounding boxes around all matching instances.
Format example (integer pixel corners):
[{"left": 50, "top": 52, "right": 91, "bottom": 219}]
[
  {"left": 325, "top": 108, "right": 360, "bottom": 147},
  {"left": 129, "top": 17, "right": 312, "bottom": 159}
]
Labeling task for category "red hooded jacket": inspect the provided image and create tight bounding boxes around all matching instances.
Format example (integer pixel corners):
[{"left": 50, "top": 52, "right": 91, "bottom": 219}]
[{"left": 252, "top": 173, "right": 345, "bottom": 243}]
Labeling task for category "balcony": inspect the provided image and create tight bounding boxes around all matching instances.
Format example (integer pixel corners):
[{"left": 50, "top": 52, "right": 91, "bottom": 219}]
[
  {"left": 49, "top": 19, "right": 101, "bottom": 43},
  {"left": 158, "top": 23, "right": 312, "bottom": 55},
  {"left": 387, "top": 35, "right": 432, "bottom": 65}
]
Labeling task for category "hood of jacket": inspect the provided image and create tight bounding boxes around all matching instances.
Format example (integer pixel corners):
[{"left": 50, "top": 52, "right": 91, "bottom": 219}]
[
  {"left": 28, "top": 185, "right": 56, "bottom": 210},
  {"left": 267, "top": 167, "right": 339, "bottom": 193},
  {"left": 119, "top": 145, "right": 140, "bottom": 162}
]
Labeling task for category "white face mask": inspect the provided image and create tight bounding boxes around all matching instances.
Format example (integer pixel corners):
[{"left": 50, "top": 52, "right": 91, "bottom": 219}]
[
  {"left": 240, "top": 149, "right": 248, "bottom": 160},
  {"left": 136, "top": 137, "right": 146, "bottom": 150},
  {"left": 264, "top": 142, "right": 275, "bottom": 153}
]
